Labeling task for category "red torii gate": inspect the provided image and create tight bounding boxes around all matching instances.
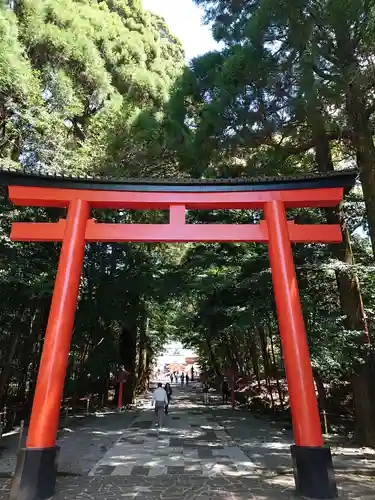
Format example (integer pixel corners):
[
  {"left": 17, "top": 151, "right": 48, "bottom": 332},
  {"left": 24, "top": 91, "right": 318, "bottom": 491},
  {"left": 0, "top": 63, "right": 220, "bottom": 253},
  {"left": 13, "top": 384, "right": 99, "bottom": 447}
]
[{"left": 5, "top": 169, "right": 356, "bottom": 500}]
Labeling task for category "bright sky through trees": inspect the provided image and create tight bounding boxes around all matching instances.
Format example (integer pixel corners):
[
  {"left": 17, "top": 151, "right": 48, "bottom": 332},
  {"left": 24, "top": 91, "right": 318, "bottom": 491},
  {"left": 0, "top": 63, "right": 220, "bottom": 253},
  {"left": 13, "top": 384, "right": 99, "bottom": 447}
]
[{"left": 143, "top": 0, "right": 219, "bottom": 60}]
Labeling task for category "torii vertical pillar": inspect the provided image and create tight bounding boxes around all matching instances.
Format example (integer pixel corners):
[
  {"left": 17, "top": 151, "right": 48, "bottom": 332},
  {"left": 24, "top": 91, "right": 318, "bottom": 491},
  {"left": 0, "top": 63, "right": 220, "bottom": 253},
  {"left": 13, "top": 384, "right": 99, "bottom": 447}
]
[
  {"left": 10, "top": 199, "right": 89, "bottom": 500},
  {"left": 265, "top": 200, "right": 337, "bottom": 500}
]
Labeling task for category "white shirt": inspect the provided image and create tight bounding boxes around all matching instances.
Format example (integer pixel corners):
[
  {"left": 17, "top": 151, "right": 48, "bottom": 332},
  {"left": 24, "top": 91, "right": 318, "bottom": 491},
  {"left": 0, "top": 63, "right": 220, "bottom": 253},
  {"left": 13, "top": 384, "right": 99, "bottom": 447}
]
[{"left": 152, "top": 387, "right": 168, "bottom": 404}]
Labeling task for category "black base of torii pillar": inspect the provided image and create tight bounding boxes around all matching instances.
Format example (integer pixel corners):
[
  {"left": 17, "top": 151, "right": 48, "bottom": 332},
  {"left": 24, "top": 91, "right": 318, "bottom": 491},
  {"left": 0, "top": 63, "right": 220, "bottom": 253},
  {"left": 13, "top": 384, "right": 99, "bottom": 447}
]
[
  {"left": 291, "top": 445, "right": 337, "bottom": 499},
  {"left": 10, "top": 447, "right": 60, "bottom": 500}
]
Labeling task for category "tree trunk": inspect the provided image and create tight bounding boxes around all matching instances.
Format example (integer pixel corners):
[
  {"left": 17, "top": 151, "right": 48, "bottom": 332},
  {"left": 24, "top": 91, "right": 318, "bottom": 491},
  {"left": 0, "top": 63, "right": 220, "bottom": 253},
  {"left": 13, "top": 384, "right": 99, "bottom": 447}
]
[
  {"left": 0, "top": 328, "right": 20, "bottom": 406},
  {"left": 303, "top": 44, "right": 375, "bottom": 444},
  {"left": 311, "top": 100, "right": 375, "bottom": 444},
  {"left": 26, "top": 322, "right": 46, "bottom": 409},
  {"left": 358, "top": 149, "right": 375, "bottom": 258},
  {"left": 137, "top": 309, "right": 149, "bottom": 392},
  {"left": 145, "top": 345, "right": 153, "bottom": 389},
  {"left": 248, "top": 336, "right": 261, "bottom": 390},
  {"left": 258, "top": 326, "right": 275, "bottom": 411},
  {"left": 314, "top": 373, "right": 327, "bottom": 412},
  {"left": 231, "top": 335, "right": 245, "bottom": 376},
  {"left": 205, "top": 337, "right": 221, "bottom": 376},
  {"left": 298, "top": 55, "right": 369, "bottom": 338},
  {"left": 312, "top": 120, "right": 368, "bottom": 337},
  {"left": 314, "top": 130, "right": 375, "bottom": 444},
  {"left": 119, "top": 309, "right": 138, "bottom": 405},
  {"left": 258, "top": 326, "right": 270, "bottom": 375},
  {"left": 16, "top": 306, "right": 47, "bottom": 404},
  {"left": 345, "top": 82, "right": 375, "bottom": 258},
  {"left": 269, "top": 328, "right": 284, "bottom": 409},
  {"left": 314, "top": 372, "right": 328, "bottom": 433},
  {"left": 351, "top": 354, "right": 375, "bottom": 446}
]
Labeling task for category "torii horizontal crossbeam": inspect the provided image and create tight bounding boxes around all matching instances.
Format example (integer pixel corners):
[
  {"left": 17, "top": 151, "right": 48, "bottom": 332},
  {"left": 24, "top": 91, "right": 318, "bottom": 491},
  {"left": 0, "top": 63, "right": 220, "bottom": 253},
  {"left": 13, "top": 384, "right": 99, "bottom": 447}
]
[{"left": 11, "top": 219, "right": 342, "bottom": 243}]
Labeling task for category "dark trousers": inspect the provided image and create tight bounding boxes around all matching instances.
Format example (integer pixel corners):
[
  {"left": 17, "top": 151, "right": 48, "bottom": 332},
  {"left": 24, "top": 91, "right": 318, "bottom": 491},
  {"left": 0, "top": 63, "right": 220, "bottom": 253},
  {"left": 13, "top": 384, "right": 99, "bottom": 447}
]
[
  {"left": 165, "top": 395, "right": 171, "bottom": 414},
  {"left": 222, "top": 391, "right": 229, "bottom": 403},
  {"left": 154, "top": 401, "right": 165, "bottom": 427}
]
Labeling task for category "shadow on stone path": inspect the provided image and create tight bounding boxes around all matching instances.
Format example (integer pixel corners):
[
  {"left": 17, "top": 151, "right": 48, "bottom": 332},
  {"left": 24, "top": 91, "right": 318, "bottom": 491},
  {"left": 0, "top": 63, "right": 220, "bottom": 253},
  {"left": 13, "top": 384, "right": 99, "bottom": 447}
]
[{"left": 0, "top": 409, "right": 139, "bottom": 476}]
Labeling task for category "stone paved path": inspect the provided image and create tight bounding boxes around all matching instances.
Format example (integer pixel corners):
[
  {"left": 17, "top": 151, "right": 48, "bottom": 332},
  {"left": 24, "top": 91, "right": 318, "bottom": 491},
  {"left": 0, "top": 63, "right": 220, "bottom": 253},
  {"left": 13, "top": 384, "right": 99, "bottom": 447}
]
[
  {"left": 89, "top": 389, "right": 256, "bottom": 478},
  {"left": 0, "top": 406, "right": 138, "bottom": 475},
  {"left": 0, "top": 383, "right": 374, "bottom": 499}
]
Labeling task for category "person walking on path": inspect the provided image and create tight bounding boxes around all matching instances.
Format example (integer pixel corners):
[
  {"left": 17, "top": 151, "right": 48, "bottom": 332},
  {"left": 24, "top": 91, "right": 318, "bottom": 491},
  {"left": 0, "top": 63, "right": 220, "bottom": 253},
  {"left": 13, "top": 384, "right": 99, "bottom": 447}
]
[
  {"left": 221, "top": 378, "right": 230, "bottom": 404},
  {"left": 202, "top": 381, "right": 209, "bottom": 404},
  {"left": 185, "top": 373, "right": 190, "bottom": 385},
  {"left": 164, "top": 383, "right": 172, "bottom": 415},
  {"left": 180, "top": 372, "right": 185, "bottom": 388},
  {"left": 152, "top": 383, "right": 168, "bottom": 428}
]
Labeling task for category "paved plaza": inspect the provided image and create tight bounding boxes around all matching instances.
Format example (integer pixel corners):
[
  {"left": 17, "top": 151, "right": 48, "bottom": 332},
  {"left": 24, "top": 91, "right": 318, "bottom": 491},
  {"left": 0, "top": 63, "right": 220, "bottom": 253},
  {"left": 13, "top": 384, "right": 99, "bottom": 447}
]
[
  {"left": 90, "top": 393, "right": 256, "bottom": 477},
  {"left": 0, "top": 385, "right": 374, "bottom": 499}
]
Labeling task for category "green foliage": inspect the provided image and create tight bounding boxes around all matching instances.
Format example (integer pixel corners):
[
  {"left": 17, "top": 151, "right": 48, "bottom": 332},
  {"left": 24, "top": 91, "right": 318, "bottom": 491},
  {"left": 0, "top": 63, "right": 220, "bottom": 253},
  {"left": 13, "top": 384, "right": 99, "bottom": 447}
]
[{"left": 0, "top": 0, "right": 185, "bottom": 175}]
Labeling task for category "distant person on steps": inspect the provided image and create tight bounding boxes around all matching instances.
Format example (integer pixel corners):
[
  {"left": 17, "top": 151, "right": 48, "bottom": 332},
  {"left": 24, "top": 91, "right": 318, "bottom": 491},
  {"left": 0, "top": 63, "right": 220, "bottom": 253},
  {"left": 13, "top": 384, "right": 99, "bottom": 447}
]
[
  {"left": 221, "top": 378, "right": 230, "bottom": 404},
  {"left": 202, "top": 381, "right": 209, "bottom": 404}
]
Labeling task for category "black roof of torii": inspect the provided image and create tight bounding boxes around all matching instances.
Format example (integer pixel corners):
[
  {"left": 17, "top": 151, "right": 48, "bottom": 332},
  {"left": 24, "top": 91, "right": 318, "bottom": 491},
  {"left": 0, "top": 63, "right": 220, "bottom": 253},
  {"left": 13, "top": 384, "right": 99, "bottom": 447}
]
[{"left": 0, "top": 167, "right": 358, "bottom": 193}]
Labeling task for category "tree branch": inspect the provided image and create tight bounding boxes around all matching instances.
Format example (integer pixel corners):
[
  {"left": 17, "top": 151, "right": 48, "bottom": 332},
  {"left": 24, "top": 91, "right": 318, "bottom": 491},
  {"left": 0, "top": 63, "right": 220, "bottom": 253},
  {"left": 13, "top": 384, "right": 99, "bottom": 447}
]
[
  {"left": 232, "top": 128, "right": 354, "bottom": 159},
  {"left": 278, "top": 129, "right": 354, "bottom": 156},
  {"left": 365, "top": 101, "right": 375, "bottom": 120},
  {"left": 312, "top": 64, "right": 337, "bottom": 82}
]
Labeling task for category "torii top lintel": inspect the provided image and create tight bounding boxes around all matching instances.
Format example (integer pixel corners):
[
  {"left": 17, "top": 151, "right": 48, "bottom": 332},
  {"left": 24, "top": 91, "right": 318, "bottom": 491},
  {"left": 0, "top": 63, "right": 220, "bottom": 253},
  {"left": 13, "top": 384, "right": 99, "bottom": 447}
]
[
  {"left": 0, "top": 168, "right": 357, "bottom": 244},
  {"left": 1, "top": 168, "right": 357, "bottom": 210}
]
